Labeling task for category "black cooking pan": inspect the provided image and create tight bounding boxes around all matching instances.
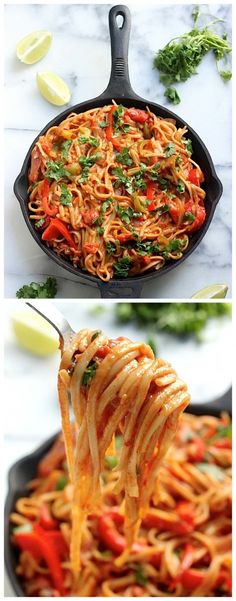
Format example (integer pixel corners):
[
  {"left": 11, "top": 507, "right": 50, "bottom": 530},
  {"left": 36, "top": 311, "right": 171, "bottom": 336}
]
[
  {"left": 4, "top": 387, "right": 232, "bottom": 596},
  {"left": 14, "top": 5, "right": 223, "bottom": 299}
]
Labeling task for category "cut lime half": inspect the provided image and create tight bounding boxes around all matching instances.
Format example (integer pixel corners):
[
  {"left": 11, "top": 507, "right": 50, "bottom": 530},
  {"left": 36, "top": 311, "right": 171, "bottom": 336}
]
[
  {"left": 37, "top": 71, "right": 71, "bottom": 106},
  {"left": 16, "top": 30, "right": 52, "bottom": 65},
  {"left": 12, "top": 309, "right": 59, "bottom": 356},
  {"left": 191, "top": 284, "right": 228, "bottom": 299}
]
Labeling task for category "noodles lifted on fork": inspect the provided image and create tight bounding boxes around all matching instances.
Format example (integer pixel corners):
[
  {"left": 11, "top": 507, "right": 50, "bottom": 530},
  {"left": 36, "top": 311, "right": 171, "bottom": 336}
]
[
  {"left": 57, "top": 329, "right": 190, "bottom": 578},
  {"left": 28, "top": 103, "right": 206, "bottom": 281}
]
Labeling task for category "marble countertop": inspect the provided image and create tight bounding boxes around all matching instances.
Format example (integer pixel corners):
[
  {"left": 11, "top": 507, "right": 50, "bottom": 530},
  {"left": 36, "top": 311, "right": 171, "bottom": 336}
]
[
  {"left": 4, "top": 3, "right": 232, "bottom": 299},
  {"left": 4, "top": 299, "right": 232, "bottom": 595}
]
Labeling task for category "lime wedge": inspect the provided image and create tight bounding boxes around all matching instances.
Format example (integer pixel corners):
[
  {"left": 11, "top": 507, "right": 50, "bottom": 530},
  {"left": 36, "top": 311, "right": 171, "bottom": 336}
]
[
  {"left": 11, "top": 309, "right": 59, "bottom": 356},
  {"left": 191, "top": 284, "right": 228, "bottom": 299},
  {"left": 37, "top": 71, "right": 71, "bottom": 106},
  {"left": 16, "top": 31, "right": 52, "bottom": 65}
]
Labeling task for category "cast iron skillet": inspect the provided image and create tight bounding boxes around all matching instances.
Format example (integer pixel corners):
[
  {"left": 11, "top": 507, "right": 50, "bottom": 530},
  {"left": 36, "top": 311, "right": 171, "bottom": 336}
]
[
  {"left": 14, "top": 5, "right": 223, "bottom": 298},
  {"left": 5, "top": 388, "right": 231, "bottom": 596}
]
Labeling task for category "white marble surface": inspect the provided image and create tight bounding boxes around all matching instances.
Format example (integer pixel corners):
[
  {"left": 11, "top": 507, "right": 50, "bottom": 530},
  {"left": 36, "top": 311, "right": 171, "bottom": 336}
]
[
  {"left": 4, "top": 3, "right": 232, "bottom": 298},
  {"left": 3, "top": 300, "right": 232, "bottom": 595}
]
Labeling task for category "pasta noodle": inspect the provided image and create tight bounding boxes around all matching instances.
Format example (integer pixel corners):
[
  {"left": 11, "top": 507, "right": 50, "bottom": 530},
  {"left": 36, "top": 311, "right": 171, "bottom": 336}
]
[
  {"left": 28, "top": 103, "right": 206, "bottom": 281},
  {"left": 10, "top": 331, "right": 231, "bottom": 597},
  {"left": 10, "top": 412, "right": 232, "bottom": 596}
]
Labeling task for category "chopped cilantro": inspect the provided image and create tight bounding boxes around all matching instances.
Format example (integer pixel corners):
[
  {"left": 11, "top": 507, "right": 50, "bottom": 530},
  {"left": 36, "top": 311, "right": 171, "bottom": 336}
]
[
  {"left": 35, "top": 218, "right": 45, "bottom": 229},
  {"left": 176, "top": 179, "right": 185, "bottom": 193},
  {"left": 61, "top": 140, "right": 73, "bottom": 160},
  {"left": 106, "top": 241, "right": 118, "bottom": 254},
  {"left": 16, "top": 277, "right": 57, "bottom": 299},
  {"left": 60, "top": 183, "right": 72, "bottom": 206},
  {"left": 112, "top": 167, "right": 134, "bottom": 194},
  {"left": 134, "top": 564, "right": 148, "bottom": 586},
  {"left": 78, "top": 136, "right": 99, "bottom": 147},
  {"left": 82, "top": 361, "right": 97, "bottom": 386},
  {"left": 116, "top": 147, "right": 133, "bottom": 167},
  {"left": 79, "top": 152, "right": 102, "bottom": 183},
  {"left": 113, "top": 105, "right": 124, "bottom": 132},
  {"left": 113, "top": 256, "right": 133, "bottom": 277},
  {"left": 164, "top": 87, "right": 181, "bottom": 105},
  {"left": 116, "top": 204, "right": 141, "bottom": 224},
  {"left": 45, "top": 160, "right": 70, "bottom": 181},
  {"left": 163, "top": 142, "right": 175, "bottom": 157},
  {"left": 183, "top": 211, "right": 195, "bottom": 222},
  {"left": 96, "top": 226, "right": 105, "bottom": 235},
  {"left": 183, "top": 138, "right": 193, "bottom": 155}
]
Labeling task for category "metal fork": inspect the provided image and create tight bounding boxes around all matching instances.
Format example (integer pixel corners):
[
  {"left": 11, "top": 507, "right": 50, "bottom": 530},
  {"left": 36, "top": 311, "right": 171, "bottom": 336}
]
[{"left": 26, "top": 301, "right": 76, "bottom": 351}]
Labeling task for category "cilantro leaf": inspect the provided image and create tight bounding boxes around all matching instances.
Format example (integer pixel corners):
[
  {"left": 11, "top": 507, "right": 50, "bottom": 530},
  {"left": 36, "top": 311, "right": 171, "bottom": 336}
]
[
  {"left": 164, "top": 87, "right": 180, "bottom": 105},
  {"left": 163, "top": 142, "right": 175, "bottom": 157},
  {"left": 112, "top": 167, "right": 134, "bottom": 194},
  {"left": 113, "top": 256, "right": 133, "bottom": 277},
  {"left": 116, "top": 204, "right": 141, "bottom": 224},
  {"left": 60, "top": 183, "right": 72, "bottom": 206},
  {"left": 82, "top": 361, "right": 97, "bottom": 386},
  {"left": 116, "top": 147, "right": 133, "bottom": 167},
  {"left": 45, "top": 160, "right": 70, "bottom": 181},
  {"left": 78, "top": 136, "right": 99, "bottom": 147},
  {"left": 183, "top": 211, "right": 195, "bottom": 222},
  {"left": 35, "top": 218, "right": 45, "bottom": 229},
  {"left": 16, "top": 277, "right": 57, "bottom": 299},
  {"left": 106, "top": 241, "right": 118, "bottom": 254},
  {"left": 176, "top": 179, "right": 185, "bottom": 193},
  {"left": 61, "top": 140, "right": 72, "bottom": 160}
]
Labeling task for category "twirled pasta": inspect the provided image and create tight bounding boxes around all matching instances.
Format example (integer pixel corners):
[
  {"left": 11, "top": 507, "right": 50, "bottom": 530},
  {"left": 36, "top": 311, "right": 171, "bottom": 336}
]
[{"left": 28, "top": 103, "right": 206, "bottom": 280}]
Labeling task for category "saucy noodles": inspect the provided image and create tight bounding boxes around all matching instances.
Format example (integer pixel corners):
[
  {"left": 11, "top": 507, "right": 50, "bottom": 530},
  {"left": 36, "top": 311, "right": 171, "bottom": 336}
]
[
  {"left": 28, "top": 104, "right": 206, "bottom": 281},
  {"left": 11, "top": 411, "right": 232, "bottom": 596}
]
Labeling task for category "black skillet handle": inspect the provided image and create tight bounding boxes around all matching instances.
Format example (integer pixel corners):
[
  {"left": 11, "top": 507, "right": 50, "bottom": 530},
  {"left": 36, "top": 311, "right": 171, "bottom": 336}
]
[
  {"left": 98, "top": 280, "right": 143, "bottom": 298},
  {"left": 101, "top": 5, "right": 137, "bottom": 99}
]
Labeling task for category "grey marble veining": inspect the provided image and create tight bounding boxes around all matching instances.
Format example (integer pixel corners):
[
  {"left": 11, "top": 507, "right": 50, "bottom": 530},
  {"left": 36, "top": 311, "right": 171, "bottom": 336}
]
[{"left": 4, "top": 3, "right": 232, "bottom": 299}]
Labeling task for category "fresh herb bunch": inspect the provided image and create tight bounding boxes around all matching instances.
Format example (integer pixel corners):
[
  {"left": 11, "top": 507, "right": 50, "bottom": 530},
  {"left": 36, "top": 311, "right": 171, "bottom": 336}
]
[
  {"left": 115, "top": 303, "right": 231, "bottom": 338},
  {"left": 154, "top": 7, "right": 232, "bottom": 104},
  {"left": 16, "top": 277, "right": 57, "bottom": 299}
]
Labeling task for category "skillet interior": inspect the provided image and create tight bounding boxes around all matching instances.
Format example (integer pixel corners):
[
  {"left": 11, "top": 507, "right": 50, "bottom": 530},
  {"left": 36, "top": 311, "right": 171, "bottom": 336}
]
[
  {"left": 14, "top": 6, "right": 223, "bottom": 297},
  {"left": 5, "top": 387, "right": 232, "bottom": 597}
]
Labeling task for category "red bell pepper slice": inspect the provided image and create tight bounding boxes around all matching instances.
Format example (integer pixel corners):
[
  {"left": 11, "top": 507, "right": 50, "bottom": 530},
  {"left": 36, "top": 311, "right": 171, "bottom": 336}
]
[
  {"left": 82, "top": 243, "right": 99, "bottom": 254},
  {"left": 13, "top": 524, "right": 65, "bottom": 595},
  {"left": 146, "top": 181, "right": 155, "bottom": 201},
  {"left": 212, "top": 438, "right": 232, "bottom": 449},
  {"left": 125, "top": 108, "right": 149, "bottom": 123},
  {"left": 143, "top": 507, "right": 195, "bottom": 535},
  {"left": 39, "top": 179, "right": 58, "bottom": 217},
  {"left": 97, "top": 510, "right": 125, "bottom": 554},
  {"left": 81, "top": 209, "right": 99, "bottom": 226},
  {"left": 97, "top": 510, "right": 161, "bottom": 567},
  {"left": 187, "top": 437, "right": 206, "bottom": 462},
  {"left": 39, "top": 503, "right": 57, "bottom": 530},
  {"left": 181, "top": 568, "right": 205, "bottom": 590},
  {"left": 42, "top": 217, "right": 77, "bottom": 251},
  {"left": 106, "top": 106, "right": 121, "bottom": 151},
  {"left": 188, "top": 168, "right": 204, "bottom": 186},
  {"left": 117, "top": 233, "right": 133, "bottom": 243}
]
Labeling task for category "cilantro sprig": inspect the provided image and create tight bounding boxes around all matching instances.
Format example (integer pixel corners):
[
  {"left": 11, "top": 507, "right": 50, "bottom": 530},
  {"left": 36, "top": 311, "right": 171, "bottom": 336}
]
[{"left": 154, "top": 7, "right": 232, "bottom": 103}]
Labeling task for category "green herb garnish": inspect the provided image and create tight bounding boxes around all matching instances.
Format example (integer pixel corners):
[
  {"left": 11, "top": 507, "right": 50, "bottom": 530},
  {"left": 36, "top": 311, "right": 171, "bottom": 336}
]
[
  {"left": 147, "top": 337, "right": 157, "bottom": 356},
  {"left": 55, "top": 475, "right": 68, "bottom": 490},
  {"left": 176, "top": 179, "right": 185, "bottom": 193},
  {"left": 79, "top": 152, "right": 102, "bottom": 183},
  {"left": 163, "top": 142, "right": 175, "bottom": 157},
  {"left": 113, "top": 256, "right": 133, "bottom": 278},
  {"left": 78, "top": 136, "right": 99, "bottom": 147},
  {"left": 164, "top": 87, "right": 180, "bottom": 105},
  {"left": 82, "top": 361, "right": 97, "bottom": 386},
  {"left": 104, "top": 455, "right": 118, "bottom": 470},
  {"left": 112, "top": 167, "right": 134, "bottom": 195},
  {"left": 183, "top": 211, "right": 195, "bottom": 222},
  {"left": 60, "top": 183, "right": 72, "bottom": 206},
  {"left": 16, "top": 277, "right": 57, "bottom": 299},
  {"left": 35, "top": 218, "right": 45, "bottom": 229},
  {"left": 106, "top": 241, "right": 118, "bottom": 255},
  {"left": 91, "top": 330, "right": 101, "bottom": 341},
  {"left": 134, "top": 564, "right": 148, "bottom": 586},
  {"left": 154, "top": 9, "right": 232, "bottom": 103},
  {"left": 116, "top": 147, "right": 133, "bottom": 167},
  {"left": 45, "top": 160, "right": 70, "bottom": 181},
  {"left": 61, "top": 140, "right": 73, "bottom": 160},
  {"left": 116, "top": 204, "right": 141, "bottom": 224}
]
